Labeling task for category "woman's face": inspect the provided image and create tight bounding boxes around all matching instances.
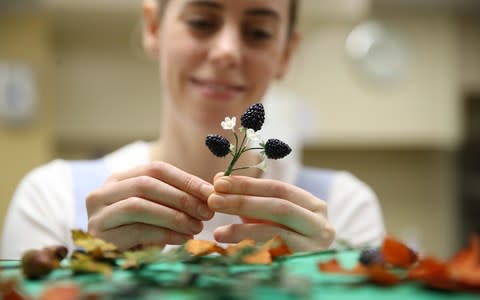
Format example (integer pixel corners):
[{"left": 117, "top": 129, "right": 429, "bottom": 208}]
[{"left": 146, "top": 0, "right": 298, "bottom": 130}]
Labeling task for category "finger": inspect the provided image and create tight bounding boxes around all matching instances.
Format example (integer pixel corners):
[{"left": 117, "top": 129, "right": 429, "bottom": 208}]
[
  {"left": 106, "top": 162, "right": 214, "bottom": 200},
  {"left": 92, "top": 223, "right": 193, "bottom": 251},
  {"left": 90, "top": 197, "right": 204, "bottom": 235},
  {"left": 214, "top": 176, "right": 326, "bottom": 214},
  {"left": 214, "top": 224, "right": 331, "bottom": 252},
  {"left": 208, "top": 193, "right": 328, "bottom": 237},
  {"left": 87, "top": 176, "right": 214, "bottom": 221},
  {"left": 214, "top": 172, "right": 224, "bottom": 182}
]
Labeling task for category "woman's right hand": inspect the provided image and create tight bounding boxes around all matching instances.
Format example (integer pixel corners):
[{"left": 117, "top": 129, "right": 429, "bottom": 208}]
[{"left": 86, "top": 162, "right": 214, "bottom": 250}]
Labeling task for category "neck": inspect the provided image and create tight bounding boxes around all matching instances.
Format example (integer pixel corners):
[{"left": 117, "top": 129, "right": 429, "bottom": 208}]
[{"left": 150, "top": 110, "right": 262, "bottom": 183}]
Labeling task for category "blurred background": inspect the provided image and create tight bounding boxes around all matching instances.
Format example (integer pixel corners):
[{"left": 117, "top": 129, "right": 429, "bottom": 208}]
[{"left": 1, "top": 0, "right": 479, "bottom": 258}]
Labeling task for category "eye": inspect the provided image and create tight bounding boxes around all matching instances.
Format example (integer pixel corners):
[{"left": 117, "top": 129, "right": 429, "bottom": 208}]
[
  {"left": 243, "top": 26, "right": 274, "bottom": 43},
  {"left": 186, "top": 18, "right": 218, "bottom": 32}
]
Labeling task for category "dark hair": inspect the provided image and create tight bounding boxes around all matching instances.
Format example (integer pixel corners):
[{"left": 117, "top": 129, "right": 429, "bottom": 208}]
[{"left": 157, "top": 0, "right": 299, "bottom": 36}]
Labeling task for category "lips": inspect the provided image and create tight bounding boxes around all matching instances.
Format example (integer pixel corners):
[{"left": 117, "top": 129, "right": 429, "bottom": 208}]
[{"left": 190, "top": 77, "right": 245, "bottom": 100}]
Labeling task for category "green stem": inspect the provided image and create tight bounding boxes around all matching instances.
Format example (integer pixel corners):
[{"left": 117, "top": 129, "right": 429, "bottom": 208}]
[
  {"left": 242, "top": 147, "right": 264, "bottom": 153},
  {"left": 224, "top": 131, "right": 248, "bottom": 176}
]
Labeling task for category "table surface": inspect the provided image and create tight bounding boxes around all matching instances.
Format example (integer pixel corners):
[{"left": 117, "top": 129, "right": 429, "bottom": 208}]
[{"left": 1, "top": 250, "right": 479, "bottom": 300}]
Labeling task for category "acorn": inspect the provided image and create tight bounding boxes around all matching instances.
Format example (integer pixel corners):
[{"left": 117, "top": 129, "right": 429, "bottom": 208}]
[
  {"left": 21, "top": 249, "right": 59, "bottom": 279},
  {"left": 241, "top": 103, "right": 265, "bottom": 131},
  {"left": 205, "top": 134, "right": 231, "bottom": 157},
  {"left": 264, "top": 139, "right": 291, "bottom": 159},
  {"left": 45, "top": 245, "right": 68, "bottom": 261}
]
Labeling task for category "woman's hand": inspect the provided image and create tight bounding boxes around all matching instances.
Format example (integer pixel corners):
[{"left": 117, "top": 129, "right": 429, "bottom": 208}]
[
  {"left": 208, "top": 175, "right": 335, "bottom": 252},
  {"left": 86, "top": 162, "right": 214, "bottom": 250}
]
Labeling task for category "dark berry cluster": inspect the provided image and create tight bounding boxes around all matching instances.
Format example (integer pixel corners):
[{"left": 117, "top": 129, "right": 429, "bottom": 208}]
[
  {"left": 264, "top": 139, "right": 292, "bottom": 160},
  {"left": 359, "top": 248, "right": 385, "bottom": 266},
  {"left": 241, "top": 103, "right": 265, "bottom": 131},
  {"left": 205, "top": 134, "right": 231, "bottom": 157}
]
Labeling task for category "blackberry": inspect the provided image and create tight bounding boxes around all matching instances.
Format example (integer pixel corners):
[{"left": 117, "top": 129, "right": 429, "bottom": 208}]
[
  {"left": 359, "top": 248, "right": 385, "bottom": 266},
  {"left": 241, "top": 103, "right": 265, "bottom": 131},
  {"left": 205, "top": 134, "right": 231, "bottom": 157},
  {"left": 264, "top": 139, "right": 291, "bottom": 159}
]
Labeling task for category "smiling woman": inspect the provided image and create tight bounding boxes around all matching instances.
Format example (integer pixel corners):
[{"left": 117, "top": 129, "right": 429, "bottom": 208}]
[{"left": 1, "top": 0, "right": 385, "bottom": 259}]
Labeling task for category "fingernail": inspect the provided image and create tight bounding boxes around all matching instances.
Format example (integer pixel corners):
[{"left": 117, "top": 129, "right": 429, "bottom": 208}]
[
  {"left": 215, "top": 178, "right": 231, "bottom": 192},
  {"left": 198, "top": 205, "right": 213, "bottom": 219},
  {"left": 209, "top": 194, "right": 225, "bottom": 209},
  {"left": 200, "top": 184, "right": 214, "bottom": 199}
]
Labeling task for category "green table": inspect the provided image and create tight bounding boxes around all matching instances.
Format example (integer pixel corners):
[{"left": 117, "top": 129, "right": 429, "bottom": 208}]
[{"left": 1, "top": 250, "right": 478, "bottom": 300}]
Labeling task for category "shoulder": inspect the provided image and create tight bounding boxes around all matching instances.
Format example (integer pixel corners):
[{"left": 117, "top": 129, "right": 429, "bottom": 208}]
[{"left": 20, "top": 159, "right": 72, "bottom": 191}]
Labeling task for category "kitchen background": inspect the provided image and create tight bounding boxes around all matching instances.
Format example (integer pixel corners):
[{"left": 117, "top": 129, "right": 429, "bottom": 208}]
[{"left": 1, "top": 0, "right": 479, "bottom": 258}]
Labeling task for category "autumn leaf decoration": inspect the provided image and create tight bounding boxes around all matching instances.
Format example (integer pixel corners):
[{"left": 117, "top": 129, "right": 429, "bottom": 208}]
[
  {"left": 319, "top": 234, "right": 480, "bottom": 291},
  {"left": 185, "top": 235, "right": 292, "bottom": 264}
]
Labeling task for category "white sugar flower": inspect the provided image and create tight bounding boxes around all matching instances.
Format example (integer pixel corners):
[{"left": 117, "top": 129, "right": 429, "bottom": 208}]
[
  {"left": 221, "top": 117, "right": 236, "bottom": 131},
  {"left": 253, "top": 158, "right": 268, "bottom": 172},
  {"left": 230, "top": 144, "right": 235, "bottom": 152},
  {"left": 246, "top": 128, "right": 262, "bottom": 143}
]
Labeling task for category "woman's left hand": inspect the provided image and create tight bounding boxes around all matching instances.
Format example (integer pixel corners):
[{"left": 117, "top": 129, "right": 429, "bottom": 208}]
[{"left": 207, "top": 175, "right": 335, "bottom": 252}]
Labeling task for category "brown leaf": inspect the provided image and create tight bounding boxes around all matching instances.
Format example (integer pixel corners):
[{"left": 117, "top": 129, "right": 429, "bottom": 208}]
[
  {"left": 381, "top": 236, "right": 418, "bottom": 268},
  {"left": 39, "top": 285, "right": 81, "bottom": 300}
]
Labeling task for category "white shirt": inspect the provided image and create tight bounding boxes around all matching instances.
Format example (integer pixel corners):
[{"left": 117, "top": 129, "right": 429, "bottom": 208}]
[{"left": 1, "top": 141, "right": 385, "bottom": 259}]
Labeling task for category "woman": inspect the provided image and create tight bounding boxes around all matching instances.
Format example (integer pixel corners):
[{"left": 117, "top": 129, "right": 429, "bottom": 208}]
[{"left": 1, "top": 0, "right": 385, "bottom": 259}]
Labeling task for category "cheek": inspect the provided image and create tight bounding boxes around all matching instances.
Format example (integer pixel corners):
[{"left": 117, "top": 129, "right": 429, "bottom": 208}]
[{"left": 245, "top": 51, "right": 281, "bottom": 96}]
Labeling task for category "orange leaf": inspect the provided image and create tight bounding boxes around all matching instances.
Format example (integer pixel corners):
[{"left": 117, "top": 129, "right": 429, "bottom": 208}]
[
  {"left": 261, "top": 235, "right": 292, "bottom": 257},
  {"left": 225, "top": 239, "right": 256, "bottom": 257},
  {"left": 409, "top": 256, "right": 447, "bottom": 281},
  {"left": 318, "top": 259, "right": 344, "bottom": 273},
  {"left": 381, "top": 236, "right": 418, "bottom": 268},
  {"left": 446, "top": 234, "right": 480, "bottom": 288},
  {"left": 185, "top": 240, "right": 225, "bottom": 256},
  {"left": 39, "top": 285, "right": 81, "bottom": 300},
  {"left": 318, "top": 259, "right": 368, "bottom": 275},
  {"left": 366, "top": 266, "right": 402, "bottom": 286},
  {"left": 242, "top": 248, "right": 272, "bottom": 264}
]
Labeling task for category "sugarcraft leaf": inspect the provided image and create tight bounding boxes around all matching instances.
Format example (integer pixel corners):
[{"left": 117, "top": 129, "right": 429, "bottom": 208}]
[
  {"left": 185, "top": 240, "right": 225, "bottom": 256},
  {"left": 381, "top": 236, "right": 418, "bottom": 268},
  {"left": 366, "top": 266, "right": 402, "bottom": 286},
  {"left": 70, "top": 253, "right": 112, "bottom": 277},
  {"left": 122, "top": 247, "right": 164, "bottom": 269},
  {"left": 261, "top": 235, "right": 293, "bottom": 257},
  {"left": 71, "top": 230, "right": 117, "bottom": 253},
  {"left": 446, "top": 234, "right": 480, "bottom": 288},
  {"left": 0, "top": 279, "right": 29, "bottom": 300},
  {"left": 39, "top": 285, "right": 81, "bottom": 300},
  {"left": 318, "top": 259, "right": 346, "bottom": 273},
  {"left": 225, "top": 239, "right": 256, "bottom": 257},
  {"left": 241, "top": 248, "right": 272, "bottom": 265},
  {"left": 318, "top": 259, "right": 368, "bottom": 275},
  {"left": 408, "top": 257, "right": 460, "bottom": 291}
]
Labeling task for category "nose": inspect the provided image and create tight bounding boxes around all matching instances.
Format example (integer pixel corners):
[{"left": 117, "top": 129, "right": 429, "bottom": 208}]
[{"left": 209, "top": 24, "right": 242, "bottom": 70}]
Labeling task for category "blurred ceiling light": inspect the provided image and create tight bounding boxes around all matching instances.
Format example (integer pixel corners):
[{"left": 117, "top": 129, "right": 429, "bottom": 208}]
[
  {"left": 345, "top": 21, "right": 409, "bottom": 83},
  {"left": 301, "top": 0, "right": 371, "bottom": 22}
]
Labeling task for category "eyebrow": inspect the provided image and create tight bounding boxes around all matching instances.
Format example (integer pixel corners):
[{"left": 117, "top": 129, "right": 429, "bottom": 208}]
[
  {"left": 184, "top": 1, "right": 281, "bottom": 21},
  {"left": 245, "top": 8, "right": 281, "bottom": 22},
  {"left": 184, "top": 0, "right": 222, "bottom": 10}
]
